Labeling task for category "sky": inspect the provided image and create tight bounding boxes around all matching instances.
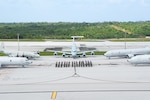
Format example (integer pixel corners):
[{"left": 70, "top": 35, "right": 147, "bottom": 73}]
[{"left": 0, "top": 0, "right": 150, "bottom": 22}]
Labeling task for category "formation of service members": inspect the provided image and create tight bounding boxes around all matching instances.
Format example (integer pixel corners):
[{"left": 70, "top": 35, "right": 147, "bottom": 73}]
[{"left": 55, "top": 60, "right": 92, "bottom": 68}]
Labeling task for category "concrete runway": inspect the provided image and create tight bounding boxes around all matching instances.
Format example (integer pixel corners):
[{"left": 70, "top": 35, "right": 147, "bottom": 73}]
[{"left": 0, "top": 41, "right": 150, "bottom": 100}]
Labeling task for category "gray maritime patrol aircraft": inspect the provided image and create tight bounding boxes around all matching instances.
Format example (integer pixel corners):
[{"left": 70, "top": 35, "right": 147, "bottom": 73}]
[
  {"left": 127, "top": 55, "right": 150, "bottom": 65},
  {"left": 0, "top": 57, "right": 32, "bottom": 68},
  {"left": 0, "top": 43, "right": 40, "bottom": 59},
  {"left": 104, "top": 47, "right": 150, "bottom": 59}
]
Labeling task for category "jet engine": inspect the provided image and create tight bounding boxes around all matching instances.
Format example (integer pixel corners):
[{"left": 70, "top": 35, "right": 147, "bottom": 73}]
[
  {"left": 62, "top": 53, "right": 66, "bottom": 57},
  {"left": 82, "top": 53, "right": 86, "bottom": 57},
  {"left": 91, "top": 51, "right": 95, "bottom": 55},
  {"left": 54, "top": 52, "right": 57, "bottom": 56}
]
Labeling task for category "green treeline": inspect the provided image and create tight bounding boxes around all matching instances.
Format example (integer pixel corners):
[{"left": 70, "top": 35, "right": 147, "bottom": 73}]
[{"left": 0, "top": 21, "right": 150, "bottom": 39}]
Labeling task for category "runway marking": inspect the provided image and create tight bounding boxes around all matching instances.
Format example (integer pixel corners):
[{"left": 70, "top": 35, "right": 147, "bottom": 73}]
[
  {"left": 0, "top": 68, "right": 14, "bottom": 79},
  {"left": 1, "top": 90, "right": 150, "bottom": 94},
  {"left": 51, "top": 91, "right": 57, "bottom": 99}
]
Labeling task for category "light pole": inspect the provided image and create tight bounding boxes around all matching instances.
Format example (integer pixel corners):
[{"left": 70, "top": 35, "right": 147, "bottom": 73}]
[
  {"left": 124, "top": 32, "right": 127, "bottom": 49},
  {"left": 17, "top": 34, "right": 20, "bottom": 51}
]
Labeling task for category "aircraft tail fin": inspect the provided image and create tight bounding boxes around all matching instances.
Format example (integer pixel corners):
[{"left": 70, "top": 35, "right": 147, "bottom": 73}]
[
  {"left": 0, "top": 42, "right": 5, "bottom": 50},
  {"left": 0, "top": 43, "right": 5, "bottom": 52},
  {"left": 72, "top": 37, "right": 75, "bottom": 43}
]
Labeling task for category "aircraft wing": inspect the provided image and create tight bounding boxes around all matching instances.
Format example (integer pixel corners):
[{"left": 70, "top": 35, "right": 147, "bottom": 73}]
[
  {"left": 8, "top": 53, "right": 18, "bottom": 57},
  {"left": 60, "top": 51, "right": 72, "bottom": 55},
  {"left": 77, "top": 50, "right": 96, "bottom": 55},
  {"left": 83, "top": 49, "right": 96, "bottom": 53},
  {"left": 46, "top": 50, "right": 72, "bottom": 55}
]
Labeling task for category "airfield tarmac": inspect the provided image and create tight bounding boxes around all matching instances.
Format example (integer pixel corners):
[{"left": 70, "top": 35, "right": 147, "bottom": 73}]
[{"left": 0, "top": 41, "right": 150, "bottom": 100}]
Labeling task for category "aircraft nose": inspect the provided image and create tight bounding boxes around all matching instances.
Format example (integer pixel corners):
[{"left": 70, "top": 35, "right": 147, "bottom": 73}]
[
  {"left": 127, "top": 59, "right": 133, "bottom": 63},
  {"left": 36, "top": 54, "right": 40, "bottom": 58},
  {"left": 104, "top": 52, "right": 107, "bottom": 56},
  {"left": 27, "top": 60, "right": 32, "bottom": 64}
]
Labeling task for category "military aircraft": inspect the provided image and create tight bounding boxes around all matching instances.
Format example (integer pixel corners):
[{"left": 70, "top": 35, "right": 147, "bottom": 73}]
[
  {"left": 104, "top": 47, "right": 150, "bottom": 59},
  {"left": 0, "top": 43, "right": 40, "bottom": 59},
  {"left": 47, "top": 36, "right": 95, "bottom": 58},
  {"left": 0, "top": 57, "right": 32, "bottom": 67},
  {"left": 127, "top": 55, "right": 150, "bottom": 65}
]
